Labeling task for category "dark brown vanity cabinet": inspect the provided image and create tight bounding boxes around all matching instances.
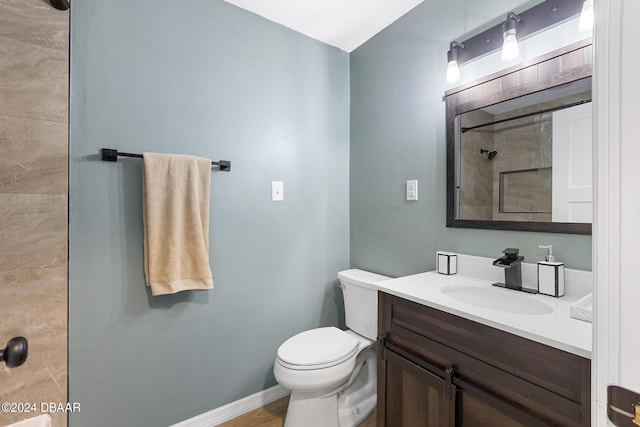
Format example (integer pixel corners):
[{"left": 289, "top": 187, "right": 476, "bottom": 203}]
[{"left": 377, "top": 293, "right": 591, "bottom": 427}]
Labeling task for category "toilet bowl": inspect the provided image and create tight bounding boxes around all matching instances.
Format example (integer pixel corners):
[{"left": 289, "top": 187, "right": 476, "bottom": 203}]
[{"left": 273, "top": 269, "right": 390, "bottom": 427}]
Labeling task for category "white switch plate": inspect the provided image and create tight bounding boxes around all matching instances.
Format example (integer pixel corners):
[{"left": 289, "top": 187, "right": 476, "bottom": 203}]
[
  {"left": 406, "top": 180, "right": 418, "bottom": 201},
  {"left": 272, "top": 181, "right": 284, "bottom": 201}
]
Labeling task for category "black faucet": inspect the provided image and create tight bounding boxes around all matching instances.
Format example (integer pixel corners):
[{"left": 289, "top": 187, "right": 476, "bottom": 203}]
[{"left": 492, "top": 248, "right": 537, "bottom": 293}]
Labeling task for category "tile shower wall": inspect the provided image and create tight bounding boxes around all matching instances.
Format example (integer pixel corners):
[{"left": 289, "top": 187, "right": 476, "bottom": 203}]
[
  {"left": 460, "top": 110, "right": 553, "bottom": 222},
  {"left": 0, "top": 1, "right": 68, "bottom": 426},
  {"left": 491, "top": 112, "right": 553, "bottom": 221},
  {"left": 459, "top": 109, "right": 494, "bottom": 220},
  {"left": 459, "top": 90, "right": 592, "bottom": 223}
]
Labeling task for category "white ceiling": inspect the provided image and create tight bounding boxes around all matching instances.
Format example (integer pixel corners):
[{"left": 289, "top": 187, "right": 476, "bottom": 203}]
[{"left": 224, "top": 0, "right": 425, "bottom": 52}]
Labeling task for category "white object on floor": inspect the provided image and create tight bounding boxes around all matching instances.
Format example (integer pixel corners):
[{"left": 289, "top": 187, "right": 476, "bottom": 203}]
[{"left": 6, "top": 415, "right": 51, "bottom": 427}]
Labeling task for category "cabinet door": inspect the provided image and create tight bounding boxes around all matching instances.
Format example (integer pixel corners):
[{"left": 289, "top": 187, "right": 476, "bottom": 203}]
[
  {"left": 458, "top": 381, "right": 550, "bottom": 427},
  {"left": 378, "top": 347, "right": 456, "bottom": 427}
]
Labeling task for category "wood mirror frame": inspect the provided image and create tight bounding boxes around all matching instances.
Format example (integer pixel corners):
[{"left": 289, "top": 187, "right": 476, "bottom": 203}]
[{"left": 445, "top": 39, "right": 593, "bottom": 235}]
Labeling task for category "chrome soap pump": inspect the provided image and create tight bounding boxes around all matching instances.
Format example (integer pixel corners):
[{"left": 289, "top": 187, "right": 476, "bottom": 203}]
[{"left": 537, "top": 245, "right": 565, "bottom": 297}]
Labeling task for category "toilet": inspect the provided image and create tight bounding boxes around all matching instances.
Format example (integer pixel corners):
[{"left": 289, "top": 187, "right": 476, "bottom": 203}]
[{"left": 273, "top": 269, "right": 390, "bottom": 427}]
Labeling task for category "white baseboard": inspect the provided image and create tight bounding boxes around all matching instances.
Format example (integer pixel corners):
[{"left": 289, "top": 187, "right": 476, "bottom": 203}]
[{"left": 170, "top": 384, "right": 290, "bottom": 427}]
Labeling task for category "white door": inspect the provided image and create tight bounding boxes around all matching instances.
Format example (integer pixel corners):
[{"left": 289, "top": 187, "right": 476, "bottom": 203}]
[
  {"left": 594, "top": 0, "right": 640, "bottom": 425},
  {"left": 552, "top": 102, "right": 593, "bottom": 223}
]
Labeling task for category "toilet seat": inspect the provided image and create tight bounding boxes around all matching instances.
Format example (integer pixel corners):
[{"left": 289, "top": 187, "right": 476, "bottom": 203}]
[{"left": 277, "top": 327, "right": 359, "bottom": 370}]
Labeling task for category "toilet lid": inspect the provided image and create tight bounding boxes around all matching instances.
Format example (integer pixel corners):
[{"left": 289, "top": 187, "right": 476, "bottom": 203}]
[{"left": 277, "top": 327, "right": 359, "bottom": 370}]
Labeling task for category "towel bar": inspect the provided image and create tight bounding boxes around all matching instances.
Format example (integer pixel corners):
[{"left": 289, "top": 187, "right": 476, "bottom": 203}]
[{"left": 101, "top": 148, "right": 231, "bottom": 171}]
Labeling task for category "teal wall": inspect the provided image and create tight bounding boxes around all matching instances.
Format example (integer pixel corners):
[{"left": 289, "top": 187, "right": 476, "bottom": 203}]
[
  {"left": 350, "top": 0, "right": 592, "bottom": 278},
  {"left": 68, "top": 1, "right": 349, "bottom": 425},
  {"left": 69, "top": 0, "right": 593, "bottom": 425}
]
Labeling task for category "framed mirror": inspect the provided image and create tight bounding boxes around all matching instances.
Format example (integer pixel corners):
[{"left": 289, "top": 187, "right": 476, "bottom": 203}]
[{"left": 445, "top": 40, "right": 592, "bottom": 234}]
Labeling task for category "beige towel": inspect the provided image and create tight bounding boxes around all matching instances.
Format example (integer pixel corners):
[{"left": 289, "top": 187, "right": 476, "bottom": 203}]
[{"left": 142, "top": 152, "right": 214, "bottom": 296}]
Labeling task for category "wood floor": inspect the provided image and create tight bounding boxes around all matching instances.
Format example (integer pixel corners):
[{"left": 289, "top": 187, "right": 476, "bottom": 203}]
[{"left": 217, "top": 396, "right": 376, "bottom": 427}]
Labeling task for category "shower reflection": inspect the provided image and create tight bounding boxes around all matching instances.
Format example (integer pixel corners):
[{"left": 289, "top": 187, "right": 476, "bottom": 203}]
[{"left": 455, "top": 78, "right": 592, "bottom": 223}]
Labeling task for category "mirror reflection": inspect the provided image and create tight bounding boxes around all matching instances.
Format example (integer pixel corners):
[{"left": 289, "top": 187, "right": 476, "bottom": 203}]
[{"left": 455, "top": 77, "right": 592, "bottom": 225}]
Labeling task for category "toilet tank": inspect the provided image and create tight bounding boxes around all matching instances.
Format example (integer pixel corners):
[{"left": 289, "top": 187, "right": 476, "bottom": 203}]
[{"left": 338, "top": 269, "right": 390, "bottom": 340}]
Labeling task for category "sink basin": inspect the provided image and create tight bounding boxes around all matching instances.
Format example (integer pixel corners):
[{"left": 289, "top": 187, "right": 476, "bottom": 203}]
[{"left": 440, "top": 285, "right": 554, "bottom": 315}]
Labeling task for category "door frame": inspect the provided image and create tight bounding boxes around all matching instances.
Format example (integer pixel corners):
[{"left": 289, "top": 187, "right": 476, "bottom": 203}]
[{"left": 593, "top": 0, "right": 640, "bottom": 424}]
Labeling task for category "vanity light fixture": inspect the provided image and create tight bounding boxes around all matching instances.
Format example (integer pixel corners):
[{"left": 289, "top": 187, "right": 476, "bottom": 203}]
[
  {"left": 446, "top": 42, "right": 464, "bottom": 84},
  {"left": 578, "top": 0, "right": 594, "bottom": 33},
  {"left": 501, "top": 12, "right": 521, "bottom": 62},
  {"left": 445, "top": 0, "right": 588, "bottom": 84}
]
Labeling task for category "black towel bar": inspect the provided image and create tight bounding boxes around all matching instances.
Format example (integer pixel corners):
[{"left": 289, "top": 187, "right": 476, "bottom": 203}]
[{"left": 101, "top": 148, "right": 231, "bottom": 171}]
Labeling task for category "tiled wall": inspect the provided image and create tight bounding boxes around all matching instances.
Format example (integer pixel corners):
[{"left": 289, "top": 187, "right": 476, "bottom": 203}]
[
  {"left": 459, "top": 91, "right": 591, "bottom": 223},
  {"left": 0, "top": 1, "right": 69, "bottom": 426},
  {"left": 459, "top": 108, "right": 553, "bottom": 222},
  {"left": 490, "top": 108, "right": 553, "bottom": 222},
  {"left": 459, "top": 109, "right": 494, "bottom": 220}
]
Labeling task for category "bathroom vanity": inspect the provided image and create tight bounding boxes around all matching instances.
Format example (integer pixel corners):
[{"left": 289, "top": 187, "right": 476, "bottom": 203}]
[{"left": 375, "top": 269, "right": 592, "bottom": 427}]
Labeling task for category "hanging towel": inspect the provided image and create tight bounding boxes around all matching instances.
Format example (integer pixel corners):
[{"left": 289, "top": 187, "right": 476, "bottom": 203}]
[{"left": 142, "top": 152, "right": 214, "bottom": 296}]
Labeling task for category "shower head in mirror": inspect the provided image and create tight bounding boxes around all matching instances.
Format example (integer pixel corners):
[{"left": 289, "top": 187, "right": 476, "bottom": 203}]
[{"left": 480, "top": 149, "right": 498, "bottom": 160}]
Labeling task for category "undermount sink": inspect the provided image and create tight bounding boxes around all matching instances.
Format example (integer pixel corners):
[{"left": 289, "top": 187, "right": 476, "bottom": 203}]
[{"left": 440, "top": 285, "right": 554, "bottom": 315}]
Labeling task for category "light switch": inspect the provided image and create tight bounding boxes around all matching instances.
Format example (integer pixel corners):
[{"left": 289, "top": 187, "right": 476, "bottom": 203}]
[
  {"left": 272, "top": 181, "right": 284, "bottom": 201},
  {"left": 406, "top": 180, "right": 418, "bottom": 201}
]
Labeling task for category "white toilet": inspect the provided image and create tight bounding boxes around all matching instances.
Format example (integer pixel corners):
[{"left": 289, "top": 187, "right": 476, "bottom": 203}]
[{"left": 274, "top": 269, "right": 390, "bottom": 427}]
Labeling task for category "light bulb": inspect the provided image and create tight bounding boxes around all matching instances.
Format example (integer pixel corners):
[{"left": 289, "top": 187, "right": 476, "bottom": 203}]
[
  {"left": 579, "top": 0, "right": 594, "bottom": 33},
  {"left": 501, "top": 29, "right": 519, "bottom": 61},
  {"left": 446, "top": 43, "right": 463, "bottom": 84},
  {"left": 446, "top": 60, "right": 460, "bottom": 84}
]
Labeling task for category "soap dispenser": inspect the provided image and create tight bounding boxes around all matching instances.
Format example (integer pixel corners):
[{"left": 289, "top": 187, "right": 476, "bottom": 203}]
[{"left": 537, "top": 245, "right": 565, "bottom": 297}]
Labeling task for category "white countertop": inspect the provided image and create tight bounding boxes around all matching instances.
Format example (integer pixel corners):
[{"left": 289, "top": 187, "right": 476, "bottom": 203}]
[{"left": 375, "top": 271, "right": 592, "bottom": 359}]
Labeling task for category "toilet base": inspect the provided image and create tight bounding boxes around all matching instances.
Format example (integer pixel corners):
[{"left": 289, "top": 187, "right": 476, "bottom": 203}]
[
  {"left": 338, "top": 349, "right": 377, "bottom": 427},
  {"left": 282, "top": 348, "right": 377, "bottom": 427},
  {"left": 284, "top": 390, "right": 340, "bottom": 427}
]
